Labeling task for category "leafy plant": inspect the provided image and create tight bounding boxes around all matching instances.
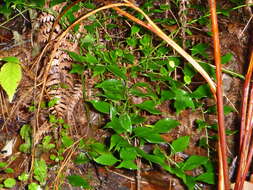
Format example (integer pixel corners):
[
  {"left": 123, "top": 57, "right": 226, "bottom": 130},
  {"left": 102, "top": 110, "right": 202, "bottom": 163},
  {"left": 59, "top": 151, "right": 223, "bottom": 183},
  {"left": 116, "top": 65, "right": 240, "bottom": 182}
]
[
  {"left": 0, "top": 57, "right": 22, "bottom": 102},
  {"left": 3, "top": 178, "right": 16, "bottom": 188},
  {"left": 19, "top": 124, "right": 32, "bottom": 153},
  {"left": 34, "top": 159, "right": 47, "bottom": 185}
]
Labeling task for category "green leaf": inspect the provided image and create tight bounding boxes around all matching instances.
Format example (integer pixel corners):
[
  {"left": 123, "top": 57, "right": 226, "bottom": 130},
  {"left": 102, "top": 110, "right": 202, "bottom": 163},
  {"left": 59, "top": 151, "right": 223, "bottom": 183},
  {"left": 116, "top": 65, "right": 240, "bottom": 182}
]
[
  {"left": 183, "top": 64, "right": 196, "bottom": 84},
  {"left": 34, "top": 159, "right": 47, "bottom": 184},
  {"left": 70, "top": 63, "right": 85, "bottom": 74},
  {"left": 94, "top": 154, "right": 119, "bottom": 166},
  {"left": 28, "top": 183, "right": 41, "bottom": 190},
  {"left": 0, "top": 162, "right": 7, "bottom": 168},
  {"left": 107, "top": 64, "right": 127, "bottom": 80},
  {"left": 171, "top": 88, "right": 195, "bottom": 114},
  {"left": 19, "top": 143, "right": 31, "bottom": 153},
  {"left": 1, "top": 56, "right": 19, "bottom": 64},
  {"left": 120, "top": 147, "right": 137, "bottom": 160},
  {"left": 160, "top": 90, "right": 175, "bottom": 101},
  {"left": 137, "top": 149, "right": 165, "bottom": 166},
  {"left": 171, "top": 136, "right": 190, "bottom": 154},
  {"left": 3, "top": 178, "right": 16, "bottom": 188},
  {"left": 131, "top": 25, "right": 140, "bottom": 35},
  {"left": 190, "top": 43, "right": 209, "bottom": 58},
  {"left": 0, "top": 58, "right": 22, "bottom": 102},
  {"left": 68, "top": 51, "right": 86, "bottom": 62},
  {"left": 182, "top": 155, "right": 208, "bottom": 170},
  {"left": 130, "top": 114, "right": 146, "bottom": 125},
  {"left": 20, "top": 124, "right": 31, "bottom": 139},
  {"left": 84, "top": 53, "right": 98, "bottom": 64},
  {"left": 110, "top": 134, "right": 130, "bottom": 151},
  {"left": 82, "top": 33, "right": 96, "bottom": 44},
  {"left": 4, "top": 168, "right": 14, "bottom": 173},
  {"left": 89, "top": 100, "right": 111, "bottom": 114},
  {"left": 153, "top": 118, "right": 180, "bottom": 133},
  {"left": 67, "top": 175, "right": 90, "bottom": 188},
  {"left": 92, "top": 65, "right": 106, "bottom": 76},
  {"left": 195, "top": 172, "right": 215, "bottom": 184},
  {"left": 221, "top": 53, "right": 233, "bottom": 64},
  {"left": 135, "top": 100, "right": 161, "bottom": 114},
  {"left": 140, "top": 34, "right": 151, "bottom": 47},
  {"left": 105, "top": 117, "right": 126, "bottom": 134},
  {"left": 96, "top": 79, "right": 126, "bottom": 100},
  {"left": 134, "top": 127, "right": 164, "bottom": 143},
  {"left": 62, "top": 135, "right": 74, "bottom": 148},
  {"left": 119, "top": 114, "right": 132, "bottom": 133},
  {"left": 18, "top": 173, "right": 29, "bottom": 181},
  {"left": 116, "top": 160, "right": 138, "bottom": 170},
  {"left": 74, "top": 153, "right": 90, "bottom": 164},
  {"left": 191, "top": 84, "right": 212, "bottom": 99}
]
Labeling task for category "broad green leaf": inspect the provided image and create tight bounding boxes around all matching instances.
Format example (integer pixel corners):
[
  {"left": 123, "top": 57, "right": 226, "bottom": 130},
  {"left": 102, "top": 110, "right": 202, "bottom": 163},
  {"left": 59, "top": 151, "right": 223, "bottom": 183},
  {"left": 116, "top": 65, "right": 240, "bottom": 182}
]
[
  {"left": 140, "top": 34, "right": 151, "bottom": 47},
  {"left": 1, "top": 56, "right": 19, "bottom": 64},
  {"left": 89, "top": 100, "right": 111, "bottom": 114},
  {"left": 137, "top": 149, "right": 165, "bottom": 165},
  {"left": 0, "top": 162, "right": 7, "bottom": 168},
  {"left": 182, "top": 155, "right": 208, "bottom": 170},
  {"left": 195, "top": 172, "right": 215, "bottom": 184},
  {"left": 119, "top": 114, "right": 132, "bottom": 133},
  {"left": 221, "top": 53, "right": 233, "bottom": 64},
  {"left": 130, "top": 114, "right": 146, "bottom": 124},
  {"left": 116, "top": 160, "right": 138, "bottom": 170},
  {"left": 67, "top": 51, "right": 86, "bottom": 62},
  {"left": 90, "top": 143, "right": 106, "bottom": 154},
  {"left": 0, "top": 59, "right": 22, "bottom": 102},
  {"left": 82, "top": 33, "right": 96, "bottom": 44},
  {"left": 94, "top": 154, "right": 119, "bottom": 166},
  {"left": 120, "top": 147, "right": 137, "bottom": 160},
  {"left": 3, "top": 178, "right": 16, "bottom": 188},
  {"left": 92, "top": 65, "right": 106, "bottom": 77},
  {"left": 34, "top": 159, "right": 47, "bottom": 184},
  {"left": 110, "top": 134, "right": 130, "bottom": 151},
  {"left": 190, "top": 43, "right": 209, "bottom": 58},
  {"left": 134, "top": 127, "right": 164, "bottom": 143},
  {"left": 131, "top": 25, "right": 140, "bottom": 35},
  {"left": 171, "top": 88, "right": 195, "bottom": 114},
  {"left": 191, "top": 84, "right": 212, "bottom": 99},
  {"left": 160, "top": 90, "right": 174, "bottom": 101},
  {"left": 67, "top": 175, "right": 90, "bottom": 188},
  {"left": 183, "top": 64, "right": 196, "bottom": 84},
  {"left": 171, "top": 136, "right": 190, "bottom": 154},
  {"left": 61, "top": 135, "right": 74, "bottom": 148},
  {"left": 28, "top": 183, "right": 41, "bottom": 190},
  {"left": 135, "top": 100, "right": 161, "bottom": 114},
  {"left": 126, "top": 37, "right": 138, "bottom": 47},
  {"left": 84, "top": 53, "right": 98, "bottom": 64},
  {"left": 105, "top": 117, "right": 126, "bottom": 134},
  {"left": 20, "top": 124, "right": 31, "bottom": 140},
  {"left": 74, "top": 153, "right": 90, "bottom": 164},
  {"left": 153, "top": 118, "right": 180, "bottom": 133},
  {"left": 5, "top": 168, "right": 14, "bottom": 173},
  {"left": 18, "top": 173, "right": 29, "bottom": 181},
  {"left": 96, "top": 79, "right": 126, "bottom": 100},
  {"left": 107, "top": 64, "right": 127, "bottom": 80},
  {"left": 70, "top": 63, "right": 85, "bottom": 74}
]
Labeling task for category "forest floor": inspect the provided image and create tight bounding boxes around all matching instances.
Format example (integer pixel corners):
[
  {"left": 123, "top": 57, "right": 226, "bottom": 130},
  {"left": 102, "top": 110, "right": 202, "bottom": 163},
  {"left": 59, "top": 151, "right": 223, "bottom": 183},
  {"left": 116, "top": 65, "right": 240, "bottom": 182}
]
[{"left": 0, "top": 0, "right": 252, "bottom": 190}]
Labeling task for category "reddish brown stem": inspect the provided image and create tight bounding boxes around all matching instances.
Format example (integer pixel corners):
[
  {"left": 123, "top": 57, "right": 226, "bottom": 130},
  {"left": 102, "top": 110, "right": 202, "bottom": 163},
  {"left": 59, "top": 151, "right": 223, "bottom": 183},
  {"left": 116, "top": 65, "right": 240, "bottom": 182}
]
[
  {"left": 239, "top": 52, "right": 253, "bottom": 151},
  {"left": 235, "top": 51, "right": 253, "bottom": 190},
  {"left": 208, "top": 0, "right": 230, "bottom": 189}
]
